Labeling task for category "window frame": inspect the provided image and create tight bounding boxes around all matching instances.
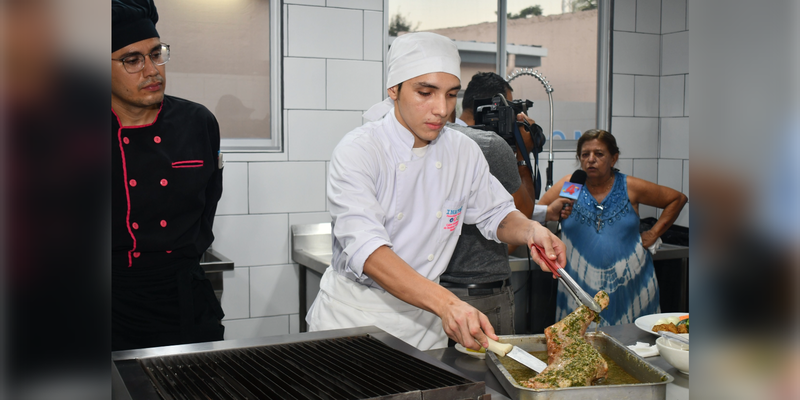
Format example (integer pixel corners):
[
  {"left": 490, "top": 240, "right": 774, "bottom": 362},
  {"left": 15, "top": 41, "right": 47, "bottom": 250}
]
[
  {"left": 493, "top": 0, "right": 612, "bottom": 151},
  {"left": 219, "top": 0, "right": 283, "bottom": 154},
  {"left": 384, "top": 0, "right": 611, "bottom": 145}
]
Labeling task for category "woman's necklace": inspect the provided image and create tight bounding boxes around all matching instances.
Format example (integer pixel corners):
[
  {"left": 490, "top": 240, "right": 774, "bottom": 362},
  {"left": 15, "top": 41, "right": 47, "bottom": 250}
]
[
  {"left": 586, "top": 175, "right": 614, "bottom": 231},
  {"left": 587, "top": 175, "right": 614, "bottom": 193}
]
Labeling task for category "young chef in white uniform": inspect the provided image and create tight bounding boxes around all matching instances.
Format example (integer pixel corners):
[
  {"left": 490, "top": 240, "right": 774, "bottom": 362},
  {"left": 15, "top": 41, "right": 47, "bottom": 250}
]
[{"left": 306, "top": 32, "right": 566, "bottom": 351}]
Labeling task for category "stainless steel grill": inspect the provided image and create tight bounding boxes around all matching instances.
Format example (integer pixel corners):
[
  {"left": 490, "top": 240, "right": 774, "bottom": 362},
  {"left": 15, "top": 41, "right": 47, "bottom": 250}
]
[{"left": 113, "top": 328, "right": 488, "bottom": 400}]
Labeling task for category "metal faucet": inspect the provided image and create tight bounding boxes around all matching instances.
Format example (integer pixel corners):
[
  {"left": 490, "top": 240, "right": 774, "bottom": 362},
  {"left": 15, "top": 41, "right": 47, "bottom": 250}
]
[{"left": 506, "top": 69, "right": 555, "bottom": 191}]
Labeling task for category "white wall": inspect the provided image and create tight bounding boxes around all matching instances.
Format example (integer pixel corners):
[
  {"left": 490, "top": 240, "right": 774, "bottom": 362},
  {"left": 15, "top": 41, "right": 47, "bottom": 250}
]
[
  {"left": 213, "top": 0, "right": 385, "bottom": 340},
  {"left": 611, "top": 0, "right": 689, "bottom": 225}
]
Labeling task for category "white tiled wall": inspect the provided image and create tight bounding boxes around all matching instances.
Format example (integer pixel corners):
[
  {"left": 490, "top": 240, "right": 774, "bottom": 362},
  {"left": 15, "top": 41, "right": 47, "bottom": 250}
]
[
  {"left": 635, "top": 0, "right": 661, "bottom": 34},
  {"left": 609, "top": 117, "right": 659, "bottom": 158},
  {"left": 612, "top": 74, "right": 634, "bottom": 116},
  {"left": 283, "top": 58, "right": 326, "bottom": 109},
  {"left": 659, "top": 74, "right": 685, "bottom": 117},
  {"left": 633, "top": 158, "right": 659, "bottom": 218},
  {"left": 287, "top": 110, "right": 363, "bottom": 160},
  {"left": 661, "top": 0, "right": 686, "bottom": 34},
  {"left": 326, "top": 60, "right": 383, "bottom": 110},
  {"left": 327, "top": 0, "right": 382, "bottom": 11},
  {"left": 610, "top": 0, "right": 689, "bottom": 225},
  {"left": 614, "top": 0, "right": 637, "bottom": 32},
  {"left": 633, "top": 75, "right": 660, "bottom": 117},
  {"left": 364, "top": 11, "right": 384, "bottom": 61},
  {"left": 286, "top": 6, "right": 363, "bottom": 59},
  {"left": 612, "top": 32, "right": 661, "bottom": 75},
  {"left": 213, "top": 214, "right": 290, "bottom": 267},
  {"left": 661, "top": 31, "right": 689, "bottom": 75},
  {"left": 221, "top": 268, "right": 250, "bottom": 320},
  {"left": 249, "top": 264, "right": 300, "bottom": 317},
  {"left": 660, "top": 117, "right": 688, "bottom": 159},
  {"left": 248, "top": 162, "right": 327, "bottom": 213},
  {"left": 223, "top": 315, "right": 291, "bottom": 341},
  {"left": 216, "top": 162, "right": 249, "bottom": 215},
  {"left": 216, "top": 2, "right": 385, "bottom": 340},
  {"left": 657, "top": 159, "right": 683, "bottom": 192},
  {"left": 615, "top": 158, "right": 633, "bottom": 176}
]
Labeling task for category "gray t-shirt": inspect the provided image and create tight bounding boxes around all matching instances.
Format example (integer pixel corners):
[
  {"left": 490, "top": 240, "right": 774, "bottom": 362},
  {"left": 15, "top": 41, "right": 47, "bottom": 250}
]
[{"left": 440, "top": 123, "right": 521, "bottom": 284}]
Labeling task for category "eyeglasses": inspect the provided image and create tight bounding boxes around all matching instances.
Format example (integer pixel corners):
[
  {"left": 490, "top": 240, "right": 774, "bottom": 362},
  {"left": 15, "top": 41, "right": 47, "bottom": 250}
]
[{"left": 112, "top": 43, "right": 170, "bottom": 74}]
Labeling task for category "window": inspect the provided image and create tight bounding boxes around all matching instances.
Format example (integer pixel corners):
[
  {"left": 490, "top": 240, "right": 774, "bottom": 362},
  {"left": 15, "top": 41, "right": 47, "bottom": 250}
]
[
  {"left": 159, "top": 0, "right": 281, "bottom": 152},
  {"left": 387, "top": 0, "right": 605, "bottom": 140}
]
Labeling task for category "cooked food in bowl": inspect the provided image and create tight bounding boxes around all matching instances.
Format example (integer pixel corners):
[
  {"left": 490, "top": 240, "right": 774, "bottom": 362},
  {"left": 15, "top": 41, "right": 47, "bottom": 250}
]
[
  {"left": 652, "top": 315, "right": 689, "bottom": 334},
  {"left": 519, "top": 291, "right": 610, "bottom": 389}
]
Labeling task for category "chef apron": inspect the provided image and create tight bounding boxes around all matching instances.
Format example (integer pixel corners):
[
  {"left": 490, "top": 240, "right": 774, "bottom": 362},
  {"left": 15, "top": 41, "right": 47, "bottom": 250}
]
[
  {"left": 307, "top": 267, "right": 448, "bottom": 351},
  {"left": 112, "top": 256, "right": 224, "bottom": 351}
]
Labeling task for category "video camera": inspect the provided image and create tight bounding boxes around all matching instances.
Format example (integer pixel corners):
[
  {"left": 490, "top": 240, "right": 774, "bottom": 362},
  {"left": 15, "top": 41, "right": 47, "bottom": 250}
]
[
  {"left": 470, "top": 93, "right": 546, "bottom": 199},
  {"left": 472, "top": 94, "right": 533, "bottom": 147}
]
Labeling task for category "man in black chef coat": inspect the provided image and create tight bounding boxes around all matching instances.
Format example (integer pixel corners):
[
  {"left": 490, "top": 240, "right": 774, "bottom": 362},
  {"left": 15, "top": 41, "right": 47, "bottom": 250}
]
[{"left": 111, "top": 0, "right": 225, "bottom": 351}]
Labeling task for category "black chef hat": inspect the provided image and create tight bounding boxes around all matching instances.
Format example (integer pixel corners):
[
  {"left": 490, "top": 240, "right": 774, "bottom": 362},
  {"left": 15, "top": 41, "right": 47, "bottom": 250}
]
[{"left": 112, "top": 0, "right": 160, "bottom": 53}]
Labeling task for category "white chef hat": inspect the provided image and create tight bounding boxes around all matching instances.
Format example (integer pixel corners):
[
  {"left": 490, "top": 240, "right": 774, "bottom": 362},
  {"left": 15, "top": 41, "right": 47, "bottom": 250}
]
[{"left": 363, "top": 32, "right": 461, "bottom": 121}]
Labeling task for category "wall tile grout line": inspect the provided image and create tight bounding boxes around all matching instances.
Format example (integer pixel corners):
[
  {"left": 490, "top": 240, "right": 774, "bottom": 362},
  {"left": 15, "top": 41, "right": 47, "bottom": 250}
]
[{"left": 683, "top": 73, "right": 687, "bottom": 117}]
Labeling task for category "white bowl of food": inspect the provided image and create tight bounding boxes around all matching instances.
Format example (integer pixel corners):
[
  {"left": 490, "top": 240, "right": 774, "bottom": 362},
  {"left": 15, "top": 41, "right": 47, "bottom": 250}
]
[{"left": 655, "top": 334, "right": 689, "bottom": 374}]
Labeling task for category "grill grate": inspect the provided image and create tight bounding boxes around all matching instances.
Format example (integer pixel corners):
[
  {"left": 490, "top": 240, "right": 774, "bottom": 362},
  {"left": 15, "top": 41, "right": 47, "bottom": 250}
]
[{"left": 138, "top": 335, "right": 485, "bottom": 400}]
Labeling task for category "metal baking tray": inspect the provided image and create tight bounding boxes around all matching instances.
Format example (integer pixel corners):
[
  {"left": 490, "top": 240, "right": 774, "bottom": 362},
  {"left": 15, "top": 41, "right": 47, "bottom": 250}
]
[{"left": 486, "top": 332, "right": 673, "bottom": 400}]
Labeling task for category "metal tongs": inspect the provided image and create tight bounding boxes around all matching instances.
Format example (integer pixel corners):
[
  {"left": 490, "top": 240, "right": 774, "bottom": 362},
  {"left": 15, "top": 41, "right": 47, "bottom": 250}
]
[{"left": 532, "top": 244, "right": 602, "bottom": 313}]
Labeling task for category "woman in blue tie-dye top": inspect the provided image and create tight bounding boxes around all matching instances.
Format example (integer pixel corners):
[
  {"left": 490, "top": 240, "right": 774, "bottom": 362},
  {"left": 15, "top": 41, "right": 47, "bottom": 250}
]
[{"left": 538, "top": 130, "right": 688, "bottom": 326}]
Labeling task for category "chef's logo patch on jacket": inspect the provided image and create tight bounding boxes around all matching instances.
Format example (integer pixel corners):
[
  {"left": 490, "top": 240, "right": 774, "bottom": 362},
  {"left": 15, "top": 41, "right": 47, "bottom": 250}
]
[{"left": 444, "top": 207, "right": 462, "bottom": 232}]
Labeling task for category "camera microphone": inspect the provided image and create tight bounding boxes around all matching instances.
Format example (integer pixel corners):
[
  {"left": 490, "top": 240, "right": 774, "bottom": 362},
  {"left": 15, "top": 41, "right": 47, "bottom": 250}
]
[
  {"left": 560, "top": 170, "right": 587, "bottom": 200},
  {"left": 557, "top": 170, "right": 587, "bottom": 223}
]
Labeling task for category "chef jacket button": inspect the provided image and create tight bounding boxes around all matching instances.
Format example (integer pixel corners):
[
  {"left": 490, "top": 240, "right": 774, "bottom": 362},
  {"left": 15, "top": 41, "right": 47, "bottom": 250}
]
[
  {"left": 154, "top": 136, "right": 161, "bottom": 143},
  {"left": 397, "top": 212, "right": 404, "bottom": 221},
  {"left": 436, "top": 211, "right": 442, "bottom": 219},
  {"left": 132, "top": 222, "right": 139, "bottom": 229},
  {"left": 160, "top": 220, "right": 167, "bottom": 228},
  {"left": 436, "top": 161, "right": 442, "bottom": 169},
  {"left": 129, "top": 179, "right": 137, "bottom": 187},
  {"left": 160, "top": 179, "right": 168, "bottom": 186},
  {"left": 427, "top": 254, "right": 434, "bottom": 261},
  {"left": 399, "top": 164, "right": 406, "bottom": 171},
  {"left": 123, "top": 137, "right": 130, "bottom": 144},
  {"left": 133, "top": 252, "right": 140, "bottom": 258}
]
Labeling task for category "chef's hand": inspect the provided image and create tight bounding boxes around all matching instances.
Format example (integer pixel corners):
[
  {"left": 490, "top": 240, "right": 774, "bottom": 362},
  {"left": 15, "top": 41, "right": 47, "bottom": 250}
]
[
  {"left": 547, "top": 197, "right": 574, "bottom": 221},
  {"left": 641, "top": 230, "right": 659, "bottom": 249},
  {"left": 527, "top": 221, "right": 567, "bottom": 272},
  {"left": 440, "top": 299, "right": 498, "bottom": 351}
]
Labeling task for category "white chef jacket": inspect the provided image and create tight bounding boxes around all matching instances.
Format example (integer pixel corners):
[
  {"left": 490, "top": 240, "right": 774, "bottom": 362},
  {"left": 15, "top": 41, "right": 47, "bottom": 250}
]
[
  {"left": 327, "top": 109, "right": 517, "bottom": 288},
  {"left": 309, "top": 109, "right": 517, "bottom": 349}
]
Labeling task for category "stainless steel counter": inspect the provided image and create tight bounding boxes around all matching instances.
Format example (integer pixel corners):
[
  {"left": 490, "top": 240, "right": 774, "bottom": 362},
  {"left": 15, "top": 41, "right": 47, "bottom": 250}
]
[
  {"left": 424, "top": 323, "right": 689, "bottom": 400},
  {"left": 509, "top": 243, "right": 688, "bottom": 272},
  {"left": 199, "top": 248, "right": 234, "bottom": 302},
  {"left": 291, "top": 223, "right": 333, "bottom": 331},
  {"left": 291, "top": 223, "right": 332, "bottom": 275},
  {"left": 652, "top": 243, "right": 689, "bottom": 261},
  {"left": 289, "top": 223, "right": 689, "bottom": 275}
]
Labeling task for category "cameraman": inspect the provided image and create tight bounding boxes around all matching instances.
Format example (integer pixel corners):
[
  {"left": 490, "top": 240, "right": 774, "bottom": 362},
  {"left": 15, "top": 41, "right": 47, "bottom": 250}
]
[{"left": 440, "top": 72, "right": 573, "bottom": 335}]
